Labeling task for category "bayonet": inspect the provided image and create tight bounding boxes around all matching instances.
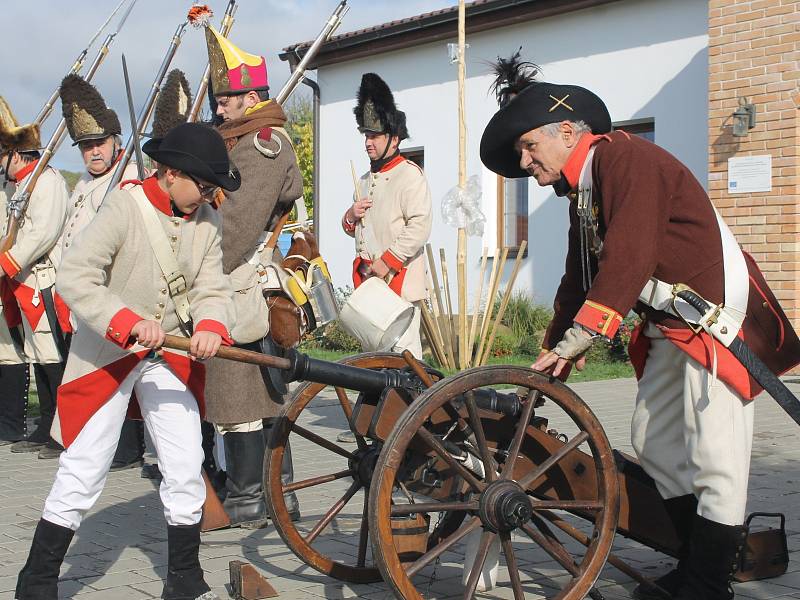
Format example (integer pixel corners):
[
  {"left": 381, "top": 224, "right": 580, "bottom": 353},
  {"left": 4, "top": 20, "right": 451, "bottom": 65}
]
[{"left": 122, "top": 55, "right": 146, "bottom": 182}]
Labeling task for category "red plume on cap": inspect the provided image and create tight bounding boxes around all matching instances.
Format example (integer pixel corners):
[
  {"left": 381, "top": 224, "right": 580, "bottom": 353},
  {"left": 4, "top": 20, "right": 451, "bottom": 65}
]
[{"left": 188, "top": 4, "right": 213, "bottom": 27}]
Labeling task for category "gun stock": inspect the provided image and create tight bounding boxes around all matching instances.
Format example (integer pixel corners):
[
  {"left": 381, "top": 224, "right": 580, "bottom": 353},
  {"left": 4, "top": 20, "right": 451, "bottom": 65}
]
[{"left": 200, "top": 470, "right": 231, "bottom": 532}]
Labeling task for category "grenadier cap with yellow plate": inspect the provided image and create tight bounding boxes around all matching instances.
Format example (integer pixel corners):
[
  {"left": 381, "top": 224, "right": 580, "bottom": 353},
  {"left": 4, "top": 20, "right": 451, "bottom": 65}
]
[
  {"left": 480, "top": 51, "right": 611, "bottom": 179},
  {"left": 59, "top": 74, "right": 122, "bottom": 146},
  {"left": 203, "top": 24, "right": 268, "bottom": 96},
  {"left": 354, "top": 73, "right": 408, "bottom": 140},
  {"left": 0, "top": 97, "right": 41, "bottom": 154},
  {"left": 149, "top": 69, "right": 193, "bottom": 141}
]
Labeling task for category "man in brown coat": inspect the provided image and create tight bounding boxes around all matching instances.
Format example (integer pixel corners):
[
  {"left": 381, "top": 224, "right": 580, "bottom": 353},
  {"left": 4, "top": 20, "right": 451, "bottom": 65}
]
[
  {"left": 480, "top": 56, "right": 800, "bottom": 600},
  {"left": 201, "top": 25, "right": 303, "bottom": 527}
]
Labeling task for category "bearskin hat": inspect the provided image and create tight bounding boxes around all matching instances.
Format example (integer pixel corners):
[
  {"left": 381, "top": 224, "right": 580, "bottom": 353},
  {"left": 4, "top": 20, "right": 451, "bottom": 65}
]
[
  {"left": 59, "top": 74, "right": 122, "bottom": 146},
  {"left": 0, "top": 97, "right": 40, "bottom": 153},
  {"left": 150, "top": 69, "right": 193, "bottom": 140},
  {"left": 354, "top": 73, "right": 408, "bottom": 140}
]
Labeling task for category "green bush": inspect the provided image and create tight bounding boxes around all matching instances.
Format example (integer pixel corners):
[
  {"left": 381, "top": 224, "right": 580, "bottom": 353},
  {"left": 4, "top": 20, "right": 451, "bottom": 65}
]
[
  {"left": 517, "top": 332, "right": 544, "bottom": 357},
  {"left": 493, "top": 291, "right": 553, "bottom": 338},
  {"left": 490, "top": 332, "right": 518, "bottom": 357}
]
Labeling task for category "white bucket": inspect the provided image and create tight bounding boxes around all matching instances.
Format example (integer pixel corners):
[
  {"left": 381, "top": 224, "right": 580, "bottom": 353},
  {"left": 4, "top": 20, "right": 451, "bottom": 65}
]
[{"left": 339, "top": 277, "right": 415, "bottom": 352}]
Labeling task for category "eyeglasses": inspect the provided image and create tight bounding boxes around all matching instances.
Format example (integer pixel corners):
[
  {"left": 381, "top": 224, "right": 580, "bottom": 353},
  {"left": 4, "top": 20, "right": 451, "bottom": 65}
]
[{"left": 186, "top": 173, "right": 219, "bottom": 198}]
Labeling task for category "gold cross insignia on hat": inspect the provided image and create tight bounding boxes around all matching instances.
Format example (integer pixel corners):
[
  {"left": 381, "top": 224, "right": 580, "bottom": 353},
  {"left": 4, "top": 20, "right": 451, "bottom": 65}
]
[{"left": 548, "top": 94, "right": 573, "bottom": 112}]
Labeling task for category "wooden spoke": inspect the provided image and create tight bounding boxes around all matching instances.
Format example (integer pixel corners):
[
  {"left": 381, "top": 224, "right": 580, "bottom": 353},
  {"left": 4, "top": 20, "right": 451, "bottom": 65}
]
[
  {"left": 390, "top": 501, "right": 479, "bottom": 517},
  {"left": 499, "top": 531, "right": 525, "bottom": 600},
  {"left": 283, "top": 469, "right": 355, "bottom": 493},
  {"left": 521, "top": 521, "right": 580, "bottom": 577},
  {"left": 357, "top": 493, "right": 370, "bottom": 568},
  {"left": 463, "top": 529, "right": 497, "bottom": 600},
  {"left": 500, "top": 389, "right": 540, "bottom": 480},
  {"left": 517, "top": 430, "right": 589, "bottom": 489},
  {"left": 304, "top": 480, "right": 361, "bottom": 544},
  {"left": 335, "top": 387, "right": 367, "bottom": 451},
  {"left": 415, "top": 427, "right": 486, "bottom": 492},
  {"left": 406, "top": 516, "right": 482, "bottom": 577},
  {"left": 291, "top": 423, "right": 356, "bottom": 460},
  {"left": 464, "top": 391, "right": 496, "bottom": 483}
]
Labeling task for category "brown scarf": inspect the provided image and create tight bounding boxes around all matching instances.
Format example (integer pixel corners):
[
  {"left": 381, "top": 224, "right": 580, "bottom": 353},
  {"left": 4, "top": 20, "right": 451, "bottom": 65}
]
[{"left": 217, "top": 101, "right": 287, "bottom": 150}]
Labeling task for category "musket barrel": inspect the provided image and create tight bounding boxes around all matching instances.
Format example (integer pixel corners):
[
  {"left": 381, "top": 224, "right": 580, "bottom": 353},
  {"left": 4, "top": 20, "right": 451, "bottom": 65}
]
[{"left": 106, "top": 20, "right": 189, "bottom": 192}]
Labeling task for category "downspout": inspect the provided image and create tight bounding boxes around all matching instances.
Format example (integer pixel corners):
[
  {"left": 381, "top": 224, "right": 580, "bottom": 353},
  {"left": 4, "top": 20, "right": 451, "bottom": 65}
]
[{"left": 302, "top": 76, "right": 321, "bottom": 238}]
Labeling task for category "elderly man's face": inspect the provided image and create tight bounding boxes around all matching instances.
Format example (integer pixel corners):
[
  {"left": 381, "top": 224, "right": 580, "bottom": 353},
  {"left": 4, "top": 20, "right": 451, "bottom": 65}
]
[
  {"left": 79, "top": 137, "right": 118, "bottom": 176},
  {"left": 515, "top": 122, "right": 577, "bottom": 187}
]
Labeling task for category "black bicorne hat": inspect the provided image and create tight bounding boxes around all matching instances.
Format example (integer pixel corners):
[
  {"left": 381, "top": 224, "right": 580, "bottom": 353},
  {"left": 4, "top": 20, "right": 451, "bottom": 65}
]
[
  {"left": 480, "top": 52, "right": 612, "bottom": 178},
  {"left": 354, "top": 73, "right": 408, "bottom": 140},
  {"left": 60, "top": 74, "right": 122, "bottom": 146},
  {"left": 142, "top": 122, "right": 241, "bottom": 192}
]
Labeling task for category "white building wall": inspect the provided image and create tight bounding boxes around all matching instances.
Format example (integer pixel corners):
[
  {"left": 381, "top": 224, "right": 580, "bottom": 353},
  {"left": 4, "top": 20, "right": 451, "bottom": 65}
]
[{"left": 315, "top": 0, "right": 708, "bottom": 310}]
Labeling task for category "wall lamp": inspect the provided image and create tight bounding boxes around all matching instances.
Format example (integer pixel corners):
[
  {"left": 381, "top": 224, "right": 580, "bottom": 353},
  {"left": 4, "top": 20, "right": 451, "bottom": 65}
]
[{"left": 732, "top": 97, "right": 756, "bottom": 137}]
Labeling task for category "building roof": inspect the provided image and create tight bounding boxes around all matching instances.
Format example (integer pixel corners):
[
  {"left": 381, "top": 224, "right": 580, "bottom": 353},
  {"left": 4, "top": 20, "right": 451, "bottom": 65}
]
[{"left": 280, "top": 0, "right": 621, "bottom": 69}]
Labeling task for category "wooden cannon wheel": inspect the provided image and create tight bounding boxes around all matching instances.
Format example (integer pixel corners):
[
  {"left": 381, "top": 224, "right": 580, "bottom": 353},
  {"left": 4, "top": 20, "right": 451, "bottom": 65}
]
[
  {"left": 263, "top": 352, "right": 408, "bottom": 583},
  {"left": 368, "top": 366, "right": 620, "bottom": 599}
]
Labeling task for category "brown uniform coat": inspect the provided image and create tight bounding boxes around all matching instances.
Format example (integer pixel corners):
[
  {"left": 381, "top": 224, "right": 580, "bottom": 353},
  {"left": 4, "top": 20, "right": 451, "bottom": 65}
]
[{"left": 204, "top": 106, "right": 303, "bottom": 424}]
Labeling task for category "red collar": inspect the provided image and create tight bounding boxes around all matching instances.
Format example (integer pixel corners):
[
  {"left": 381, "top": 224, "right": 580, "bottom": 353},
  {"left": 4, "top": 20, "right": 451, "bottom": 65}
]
[
  {"left": 561, "top": 134, "right": 610, "bottom": 190},
  {"left": 11, "top": 159, "right": 39, "bottom": 183},
  {"left": 379, "top": 154, "right": 405, "bottom": 173},
  {"left": 142, "top": 176, "right": 174, "bottom": 216}
]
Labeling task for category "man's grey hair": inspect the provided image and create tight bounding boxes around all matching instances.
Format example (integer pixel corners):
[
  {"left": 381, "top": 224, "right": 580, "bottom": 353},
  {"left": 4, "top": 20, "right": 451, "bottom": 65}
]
[
  {"left": 112, "top": 134, "right": 123, "bottom": 147},
  {"left": 539, "top": 120, "right": 592, "bottom": 137}
]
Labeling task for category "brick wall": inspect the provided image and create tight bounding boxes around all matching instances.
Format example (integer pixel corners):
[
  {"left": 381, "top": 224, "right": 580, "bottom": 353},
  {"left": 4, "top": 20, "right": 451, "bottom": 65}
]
[{"left": 708, "top": 0, "right": 799, "bottom": 324}]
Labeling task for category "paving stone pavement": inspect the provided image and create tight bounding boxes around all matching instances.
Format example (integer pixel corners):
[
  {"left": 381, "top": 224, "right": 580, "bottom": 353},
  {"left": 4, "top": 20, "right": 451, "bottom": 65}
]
[{"left": 2, "top": 376, "right": 800, "bottom": 599}]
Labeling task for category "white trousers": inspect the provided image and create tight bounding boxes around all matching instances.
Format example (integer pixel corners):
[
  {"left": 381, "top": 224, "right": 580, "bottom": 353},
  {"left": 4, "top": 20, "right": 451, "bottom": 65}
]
[
  {"left": 631, "top": 324, "right": 754, "bottom": 526},
  {"left": 43, "top": 359, "right": 205, "bottom": 530},
  {"left": 391, "top": 304, "right": 422, "bottom": 359}
]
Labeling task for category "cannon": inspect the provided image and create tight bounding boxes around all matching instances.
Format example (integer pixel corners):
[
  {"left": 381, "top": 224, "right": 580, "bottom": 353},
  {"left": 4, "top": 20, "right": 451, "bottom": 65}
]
[{"left": 163, "top": 337, "right": 780, "bottom": 599}]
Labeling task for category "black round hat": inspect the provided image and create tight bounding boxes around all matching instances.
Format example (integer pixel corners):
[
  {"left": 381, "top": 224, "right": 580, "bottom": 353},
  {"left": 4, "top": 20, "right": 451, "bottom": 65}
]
[
  {"left": 480, "top": 82, "right": 612, "bottom": 179},
  {"left": 142, "top": 122, "right": 240, "bottom": 191}
]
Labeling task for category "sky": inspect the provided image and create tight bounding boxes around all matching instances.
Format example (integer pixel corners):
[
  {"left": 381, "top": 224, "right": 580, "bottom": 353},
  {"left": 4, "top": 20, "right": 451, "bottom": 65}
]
[{"left": 2, "top": 0, "right": 458, "bottom": 171}]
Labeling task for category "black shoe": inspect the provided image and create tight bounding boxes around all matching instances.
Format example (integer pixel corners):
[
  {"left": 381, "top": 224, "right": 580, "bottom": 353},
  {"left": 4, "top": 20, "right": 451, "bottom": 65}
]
[
  {"left": 633, "top": 494, "right": 698, "bottom": 600},
  {"left": 141, "top": 463, "right": 163, "bottom": 480},
  {"left": 110, "top": 458, "right": 144, "bottom": 471},
  {"left": 0, "top": 363, "right": 29, "bottom": 444},
  {"left": 221, "top": 431, "right": 268, "bottom": 529},
  {"left": 162, "top": 524, "right": 217, "bottom": 600},
  {"left": 38, "top": 441, "right": 64, "bottom": 460},
  {"left": 674, "top": 515, "right": 747, "bottom": 600},
  {"left": 16, "top": 518, "right": 75, "bottom": 599},
  {"left": 10, "top": 439, "right": 46, "bottom": 453}
]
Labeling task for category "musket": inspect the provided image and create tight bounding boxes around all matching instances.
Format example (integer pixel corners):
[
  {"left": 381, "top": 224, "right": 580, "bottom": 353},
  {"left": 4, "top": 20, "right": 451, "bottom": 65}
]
[
  {"left": 188, "top": 0, "right": 238, "bottom": 123},
  {"left": 1, "top": 0, "right": 138, "bottom": 253},
  {"left": 105, "top": 18, "right": 191, "bottom": 194},
  {"left": 34, "top": 0, "right": 132, "bottom": 126},
  {"left": 276, "top": 0, "right": 349, "bottom": 105}
]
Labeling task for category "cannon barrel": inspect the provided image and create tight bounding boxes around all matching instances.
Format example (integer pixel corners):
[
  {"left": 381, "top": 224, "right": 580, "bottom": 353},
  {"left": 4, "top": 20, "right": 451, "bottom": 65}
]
[{"left": 284, "top": 349, "right": 411, "bottom": 394}]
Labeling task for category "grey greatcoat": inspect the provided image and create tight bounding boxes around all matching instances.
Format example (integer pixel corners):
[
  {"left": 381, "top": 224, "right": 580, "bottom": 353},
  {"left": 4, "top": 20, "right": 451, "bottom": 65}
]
[{"left": 204, "top": 125, "right": 303, "bottom": 424}]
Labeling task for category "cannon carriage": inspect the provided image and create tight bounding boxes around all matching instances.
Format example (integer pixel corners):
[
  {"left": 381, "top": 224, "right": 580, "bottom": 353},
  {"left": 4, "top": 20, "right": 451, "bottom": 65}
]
[{"left": 258, "top": 348, "right": 691, "bottom": 600}]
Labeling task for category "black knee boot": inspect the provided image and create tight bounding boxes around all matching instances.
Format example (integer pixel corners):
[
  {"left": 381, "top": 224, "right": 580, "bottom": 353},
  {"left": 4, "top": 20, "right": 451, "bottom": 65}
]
[
  {"left": 0, "top": 363, "right": 29, "bottom": 445},
  {"left": 263, "top": 420, "right": 300, "bottom": 522},
  {"left": 111, "top": 419, "right": 144, "bottom": 470},
  {"left": 12, "top": 362, "right": 64, "bottom": 452},
  {"left": 162, "top": 524, "right": 218, "bottom": 600},
  {"left": 634, "top": 494, "right": 698, "bottom": 599},
  {"left": 221, "top": 431, "right": 268, "bottom": 528},
  {"left": 675, "top": 515, "right": 748, "bottom": 600},
  {"left": 15, "top": 519, "right": 74, "bottom": 599}
]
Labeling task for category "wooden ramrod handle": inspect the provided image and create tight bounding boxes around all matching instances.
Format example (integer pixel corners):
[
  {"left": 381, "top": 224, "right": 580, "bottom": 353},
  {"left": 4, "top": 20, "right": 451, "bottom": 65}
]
[{"left": 162, "top": 334, "right": 291, "bottom": 371}]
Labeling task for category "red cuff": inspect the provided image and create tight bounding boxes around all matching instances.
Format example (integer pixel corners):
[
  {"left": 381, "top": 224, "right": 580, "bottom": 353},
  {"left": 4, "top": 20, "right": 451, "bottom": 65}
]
[
  {"left": 342, "top": 215, "right": 356, "bottom": 234},
  {"left": 106, "top": 308, "right": 143, "bottom": 348},
  {"left": 574, "top": 300, "right": 623, "bottom": 339},
  {"left": 195, "top": 319, "right": 233, "bottom": 346},
  {"left": 381, "top": 249, "right": 404, "bottom": 272},
  {"left": 0, "top": 252, "right": 21, "bottom": 278}
]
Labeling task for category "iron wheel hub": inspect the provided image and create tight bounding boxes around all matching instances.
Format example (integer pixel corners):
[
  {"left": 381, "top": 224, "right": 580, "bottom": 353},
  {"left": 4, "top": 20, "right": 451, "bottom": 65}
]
[{"left": 479, "top": 480, "right": 532, "bottom": 532}]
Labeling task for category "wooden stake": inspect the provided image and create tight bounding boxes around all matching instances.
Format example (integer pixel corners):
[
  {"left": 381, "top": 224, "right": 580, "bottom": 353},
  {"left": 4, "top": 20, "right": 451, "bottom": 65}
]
[
  {"left": 456, "top": 0, "right": 468, "bottom": 370},
  {"left": 420, "top": 302, "right": 447, "bottom": 367},
  {"left": 480, "top": 241, "right": 527, "bottom": 365},
  {"left": 457, "top": 230, "right": 467, "bottom": 369},
  {"left": 439, "top": 248, "right": 458, "bottom": 360},
  {"left": 467, "top": 247, "right": 489, "bottom": 366},
  {"left": 474, "top": 247, "right": 507, "bottom": 366},
  {"left": 350, "top": 160, "right": 360, "bottom": 197},
  {"left": 426, "top": 244, "right": 454, "bottom": 369}
]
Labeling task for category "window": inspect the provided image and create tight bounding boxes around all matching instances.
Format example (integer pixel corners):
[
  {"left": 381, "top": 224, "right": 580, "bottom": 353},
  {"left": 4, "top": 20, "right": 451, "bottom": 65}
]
[
  {"left": 401, "top": 146, "right": 424, "bottom": 169},
  {"left": 497, "top": 176, "right": 528, "bottom": 254},
  {"left": 613, "top": 118, "right": 655, "bottom": 142}
]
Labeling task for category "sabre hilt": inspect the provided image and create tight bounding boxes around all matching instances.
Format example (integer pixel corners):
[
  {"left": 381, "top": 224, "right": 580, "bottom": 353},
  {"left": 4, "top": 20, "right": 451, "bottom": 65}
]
[{"left": 675, "top": 288, "right": 711, "bottom": 315}]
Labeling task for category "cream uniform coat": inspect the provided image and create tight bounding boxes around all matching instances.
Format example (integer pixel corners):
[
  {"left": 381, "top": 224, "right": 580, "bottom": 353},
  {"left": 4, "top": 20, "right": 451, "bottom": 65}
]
[
  {"left": 53, "top": 182, "right": 234, "bottom": 448},
  {"left": 349, "top": 158, "right": 432, "bottom": 302},
  {"left": 0, "top": 166, "right": 70, "bottom": 364},
  {"left": 0, "top": 180, "right": 25, "bottom": 364}
]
